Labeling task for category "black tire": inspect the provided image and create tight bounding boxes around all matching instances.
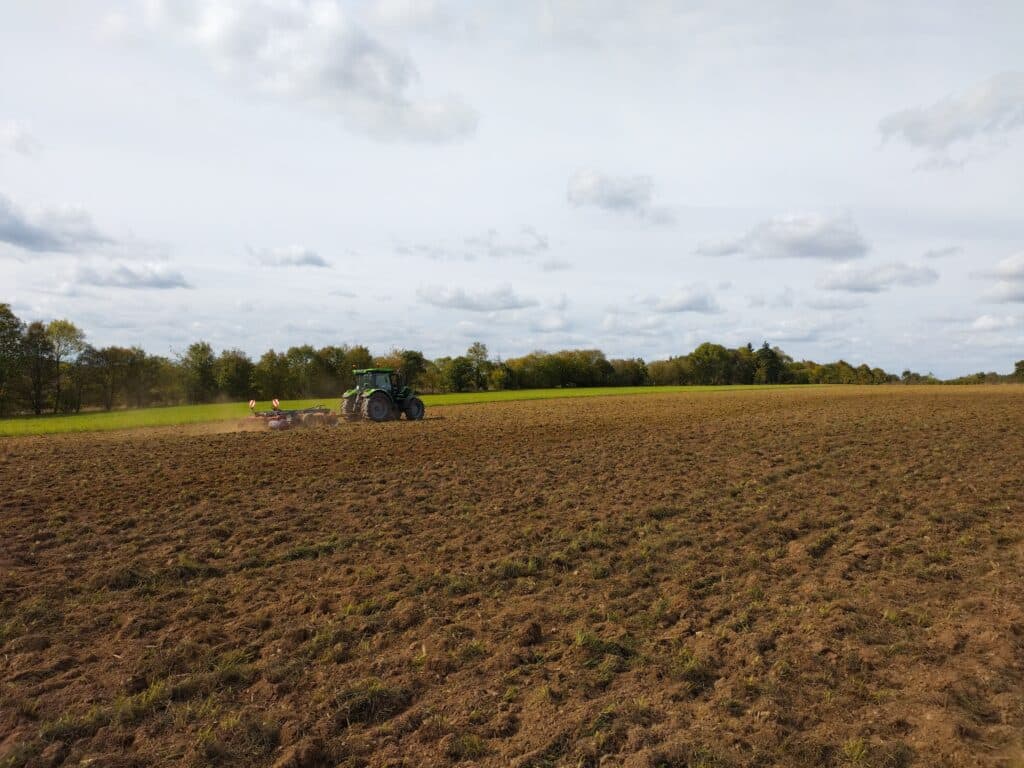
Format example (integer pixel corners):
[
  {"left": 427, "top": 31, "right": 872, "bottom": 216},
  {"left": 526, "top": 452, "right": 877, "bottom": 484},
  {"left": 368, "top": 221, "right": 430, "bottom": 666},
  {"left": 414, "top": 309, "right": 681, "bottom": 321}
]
[
  {"left": 363, "top": 391, "right": 392, "bottom": 422},
  {"left": 403, "top": 396, "right": 425, "bottom": 421}
]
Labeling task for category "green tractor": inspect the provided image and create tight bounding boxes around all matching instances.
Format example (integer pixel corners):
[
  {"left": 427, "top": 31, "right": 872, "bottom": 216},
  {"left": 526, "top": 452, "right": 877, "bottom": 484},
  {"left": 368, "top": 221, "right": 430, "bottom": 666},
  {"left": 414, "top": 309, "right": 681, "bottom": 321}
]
[{"left": 342, "top": 368, "right": 425, "bottom": 422}]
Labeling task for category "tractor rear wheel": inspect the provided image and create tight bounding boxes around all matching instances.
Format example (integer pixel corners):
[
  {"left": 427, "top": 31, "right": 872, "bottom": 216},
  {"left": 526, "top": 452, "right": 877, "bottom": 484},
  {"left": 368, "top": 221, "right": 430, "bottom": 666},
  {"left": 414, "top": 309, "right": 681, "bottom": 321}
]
[
  {"left": 363, "top": 391, "right": 392, "bottom": 422},
  {"left": 403, "top": 396, "right": 425, "bottom": 421}
]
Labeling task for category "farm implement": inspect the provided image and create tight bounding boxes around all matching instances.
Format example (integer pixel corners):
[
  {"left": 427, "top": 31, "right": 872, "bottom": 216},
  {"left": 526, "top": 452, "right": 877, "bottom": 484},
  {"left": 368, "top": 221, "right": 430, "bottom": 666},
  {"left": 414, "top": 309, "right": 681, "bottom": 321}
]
[
  {"left": 248, "top": 367, "right": 425, "bottom": 430},
  {"left": 249, "top": 399, "right": 338, "bottom": 431}
]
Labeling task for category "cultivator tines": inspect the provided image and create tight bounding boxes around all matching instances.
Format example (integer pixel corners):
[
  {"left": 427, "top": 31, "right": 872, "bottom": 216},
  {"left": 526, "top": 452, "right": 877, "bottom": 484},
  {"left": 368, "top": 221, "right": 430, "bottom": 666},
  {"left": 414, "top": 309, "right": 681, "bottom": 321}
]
[{"left": 249, "top": 401, "right": 338, "bottom": 431}]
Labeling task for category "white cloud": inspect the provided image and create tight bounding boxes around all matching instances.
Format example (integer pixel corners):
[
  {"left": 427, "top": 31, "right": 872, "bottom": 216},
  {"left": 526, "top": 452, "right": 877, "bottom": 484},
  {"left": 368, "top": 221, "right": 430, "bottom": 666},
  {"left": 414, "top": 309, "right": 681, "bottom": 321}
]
[
  {"left": 530, "top": 312, "right": 572, "bottom": 333},
  {"left": 805, "top": 296, "right": 869, "bottom": 311},
  {"left": 146, "top": 0, "right": 477, "bottom": 143},
  {"left": 923, "top": 245, "right": 962, "bottom": 259},
  {"left": 980, "top": 253, "right": 1024, "bottom": 303},
  {"left": 540, "top": 258, "right": 571, "bottom": 272},
  {"left": 989, "top": 283, "right": 1024, "bottom": 303},
  {"left": 97, "top": 10, "right": 134, "bottom": 42},
  {"left": 254, "top": 245, "right": 330, "bottom": 267},
  {"left": 697, "top": 214, "right": 869, "bottom": 261},
  {"left": 399, "top": 227, "right": 549, "bottom": 262},
  {"left": 72, "top": 262, "right": 191, "bottom": 289},
  {"left": 600, "top": 312, "right": 666, "bottom": 337},
  {"left": 971, "top": 314, "right": 1017, "bottom": 331},
  {"left": 880, "top": 72, "right": 1024, "bottom": 159},
  {"left": 567, "top": 170, "right": 673, "bottom": 223},
  {"left": 0, "top": 120, "right": 39, "bottom": 156},
  {"left": 749, "top": 286, "right": 795, "bottom": 309},
  {"left": 366, "top": 0, "right": 472, "bottom": 36},
  {"left": 416, "top": 285, "right": 537, "bottom": 311},
  {"left": 989, "top": 253, "right": 1024, "bottom": 280},
  {"left": 463, "top": 227, "right": 548, "bottom": 259},
  {"left": 0, "top": 192, "right": 111, "bottom": 254},
  {"left": 759, "top": 318, "right": 841, "bottom": 344},
  {"left": 817, "top": 262, "right": 939, "bottom": 293},
  {"left": 652, "top": 286, "right": 722, "bottom": 314}
]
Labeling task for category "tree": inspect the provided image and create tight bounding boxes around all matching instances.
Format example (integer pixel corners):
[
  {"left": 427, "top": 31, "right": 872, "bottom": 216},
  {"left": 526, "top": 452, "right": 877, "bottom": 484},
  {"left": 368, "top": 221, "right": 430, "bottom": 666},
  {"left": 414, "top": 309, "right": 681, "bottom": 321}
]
[
  {"left": 124, "top": 348, "right": 163, "bottom": 407},
  {"left": 46, "top": 319, "right": 86, "bottom": 413},
  {"left": 754, "top": 342, "right": 785, "bottom": 384},
  {"left": 466, "top": 342, "right": 491, "bottom": 390},
  {"left": 180, "top": 342, "right": 217, "bottom": 403},
  {"left": 22, "top": 322, "right": 55, "bottom": 415},
  {"left": 253, "top": 350, "right": 289, "bottom": 399},
  {"left": 417, "top": 359, "right": 446, "bottom": 393},
  {"left": 0, "top": 304, "right": 25, "bottom": 417},
  {"left": 343, "top": 346, "right": 374, "bottom": 390},
  {"left": 398, "top": 349, "right": 427, "bottom": 387},
  {"left": 610, "top": 358, "right": 649, "bottom": 386},
  {"left": 214, "top": 349, "right": 255, "bottom": 400},
  {"left": 443, "top": 356, "right": 475, "bottom": 392},
  {"left": 488, "top": 361, "right": 512, "bottom": 390},
  {"left": 730, "top": 344, "right": 757, "bottom": 385},
  {"left": 79, "top": 345, "right": 127, "bottom": 411},
  {"left": 1015, "top": 360, "right": 1024, "bottom": 381},
  {"left": 689, "top": 342, "right": 732, "bottom": 385},
  {"left": 284, "top": 345, "right": 318, "bottom": 398}
]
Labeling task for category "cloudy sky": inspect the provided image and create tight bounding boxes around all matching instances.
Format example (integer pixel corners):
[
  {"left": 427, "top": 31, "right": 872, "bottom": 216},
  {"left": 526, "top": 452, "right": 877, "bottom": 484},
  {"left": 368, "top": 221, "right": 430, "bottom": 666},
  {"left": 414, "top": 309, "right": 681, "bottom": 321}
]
[{"left": 3, "top": 1, "right": 1023, "bottom": 376}]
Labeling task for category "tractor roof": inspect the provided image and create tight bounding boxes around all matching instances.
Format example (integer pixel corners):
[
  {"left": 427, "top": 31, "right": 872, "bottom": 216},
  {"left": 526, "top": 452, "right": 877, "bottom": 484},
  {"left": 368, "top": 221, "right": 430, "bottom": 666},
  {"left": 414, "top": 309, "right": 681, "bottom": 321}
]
[{"left": 353, "top": 368, "right": 394, "bottom": 374}]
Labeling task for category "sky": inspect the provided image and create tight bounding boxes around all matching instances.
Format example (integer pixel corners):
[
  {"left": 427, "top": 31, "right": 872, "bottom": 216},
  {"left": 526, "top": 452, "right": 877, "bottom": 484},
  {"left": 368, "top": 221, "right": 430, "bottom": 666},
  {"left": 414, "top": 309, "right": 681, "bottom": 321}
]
[{"left": 2, "top": 0, "right": 1023, "bottom": 377}]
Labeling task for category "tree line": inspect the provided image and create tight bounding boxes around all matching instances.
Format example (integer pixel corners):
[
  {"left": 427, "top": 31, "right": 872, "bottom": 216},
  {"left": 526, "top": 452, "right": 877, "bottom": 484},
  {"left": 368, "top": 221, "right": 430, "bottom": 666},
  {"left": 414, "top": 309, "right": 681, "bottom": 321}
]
[{"left": 2, "top": 304, "right": 1021, "bottom": 416}]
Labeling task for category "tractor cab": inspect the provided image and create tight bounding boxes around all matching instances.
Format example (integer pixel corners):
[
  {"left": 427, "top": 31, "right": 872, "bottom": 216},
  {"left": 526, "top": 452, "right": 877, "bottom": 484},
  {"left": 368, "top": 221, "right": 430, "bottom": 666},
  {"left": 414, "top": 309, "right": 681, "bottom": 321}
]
[{"left": 354, "top": 368, "right": 395, "bottom": 393}]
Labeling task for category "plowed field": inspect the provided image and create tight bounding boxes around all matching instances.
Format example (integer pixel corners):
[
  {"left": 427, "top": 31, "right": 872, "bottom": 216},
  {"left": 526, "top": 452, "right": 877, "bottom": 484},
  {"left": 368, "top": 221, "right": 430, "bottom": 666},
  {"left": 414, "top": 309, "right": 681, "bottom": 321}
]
[{"left": 2, "top": 387, "right": 1023, "bottom": 767}]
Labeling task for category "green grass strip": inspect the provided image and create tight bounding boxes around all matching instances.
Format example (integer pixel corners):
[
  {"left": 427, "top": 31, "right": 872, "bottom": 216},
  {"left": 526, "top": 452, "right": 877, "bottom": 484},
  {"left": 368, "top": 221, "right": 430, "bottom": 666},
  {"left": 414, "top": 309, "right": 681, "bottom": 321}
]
[{"left": 0, "top": 384, "right": 814, "bottom": 436}]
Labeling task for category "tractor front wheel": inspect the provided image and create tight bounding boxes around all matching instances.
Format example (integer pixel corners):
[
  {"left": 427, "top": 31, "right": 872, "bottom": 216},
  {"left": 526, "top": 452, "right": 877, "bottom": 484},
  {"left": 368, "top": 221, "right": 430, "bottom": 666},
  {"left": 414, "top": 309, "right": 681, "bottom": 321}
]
[
  {"left": 342, "top": 396, "right": 360, "bottom": 420},
  {"left": 363, "top": 392, "right": 392, "bottom": 422},
  {"left": 404, "top": 396, "right": 425, "bottom": 421}
]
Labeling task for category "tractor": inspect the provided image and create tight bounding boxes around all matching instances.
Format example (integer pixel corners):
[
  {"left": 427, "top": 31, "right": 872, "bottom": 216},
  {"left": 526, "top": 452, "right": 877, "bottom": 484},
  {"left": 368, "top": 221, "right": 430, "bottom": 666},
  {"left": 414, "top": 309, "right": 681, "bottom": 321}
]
[{"left": 342, "top": 368, "right": 425, "bottom": 422}]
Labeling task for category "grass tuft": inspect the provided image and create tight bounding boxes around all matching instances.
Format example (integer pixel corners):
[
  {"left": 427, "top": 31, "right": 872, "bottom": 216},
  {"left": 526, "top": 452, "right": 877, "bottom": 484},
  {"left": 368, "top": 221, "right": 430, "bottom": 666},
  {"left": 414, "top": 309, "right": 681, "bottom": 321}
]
[{"left": 334, "top": 679, "right": 412, "bottom": 726}]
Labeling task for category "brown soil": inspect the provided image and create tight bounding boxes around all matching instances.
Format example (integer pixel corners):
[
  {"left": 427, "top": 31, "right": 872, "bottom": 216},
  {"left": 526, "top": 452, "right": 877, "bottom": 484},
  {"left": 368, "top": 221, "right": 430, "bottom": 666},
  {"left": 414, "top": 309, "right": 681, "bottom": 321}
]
[{"left": 2, "top": 386, "right": 1023, "bottom": 767}]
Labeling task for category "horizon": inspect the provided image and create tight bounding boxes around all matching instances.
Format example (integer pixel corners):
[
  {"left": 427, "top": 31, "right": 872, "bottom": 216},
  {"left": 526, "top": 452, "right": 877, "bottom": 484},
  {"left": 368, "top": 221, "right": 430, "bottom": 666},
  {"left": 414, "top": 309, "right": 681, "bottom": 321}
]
[
  {"left": 2, "top": 301, "right": 1016, "bottom": 380},
  {"left": 4, "top": 2, "right": 1023, "bottom": 378}
]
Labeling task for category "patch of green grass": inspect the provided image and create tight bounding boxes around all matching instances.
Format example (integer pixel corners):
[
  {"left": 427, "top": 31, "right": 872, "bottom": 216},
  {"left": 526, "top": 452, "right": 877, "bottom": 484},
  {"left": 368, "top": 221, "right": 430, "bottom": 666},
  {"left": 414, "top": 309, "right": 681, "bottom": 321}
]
[
  {"left": 285, "top": 537, "right": 342, "bottom": 561},
  {"left": 213, "top": 648, "right": 258, "bottom": 686},
  {"left": 649, "top": 506, "right": 684, "bottom": 521},
  {"left": 494, "top": 556, "right": 544, "bottom": 580},
  {"left": 808, "top": 530, "right": 838, "bottom": 558},
  {"left": 333, "top": 679, "right": 412, "bottom": 726},
  {"left": 0, "top": 739, "right": 45, "bottom": 768},
  {"left": 112, "top": 680, "right": 170, "bottom": 725},
  {"left": 842, "top": 737, "right": 868, "bottom": 765},
  {"left": 445, "top": 733, "right": 489, "bottom": 760},
  {"left": 672, "top": 646, "right": 717, "bottom": 695},
  {"left": 0, "top": 385, "right": 815, "bottom": 436},
  {"left": 198, "top": 711, "right": 281, "bottom": 765},
  {"left": 574, "top": 630, "right": 633, "bottom": 659},
  {"left": 458, "top": 639, "right": 488, "bottom": 662},
  {"left": 40, "top": 705, "right": 108, "bottom": 742}
]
